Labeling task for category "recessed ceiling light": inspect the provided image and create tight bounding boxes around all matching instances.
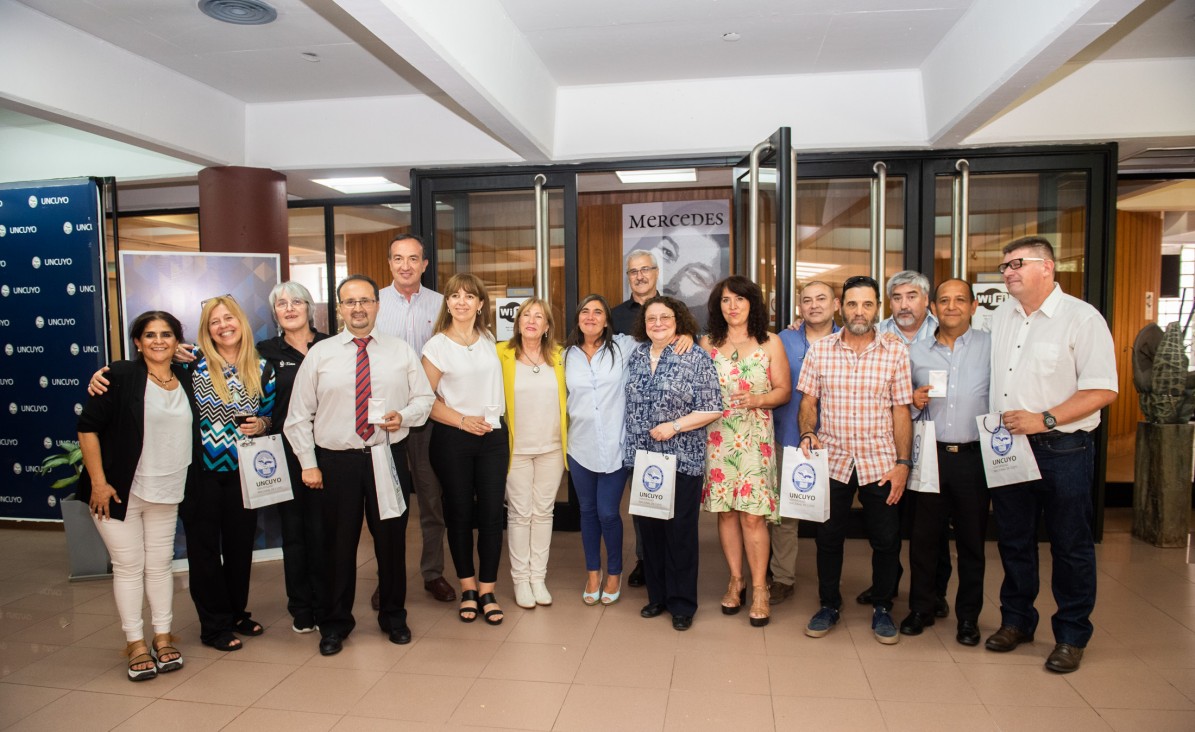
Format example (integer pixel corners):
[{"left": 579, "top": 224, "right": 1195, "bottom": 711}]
[
  {"left": 615, "top": 168, "right": 698, "bottom": 184},
  {"left": 299, "top": 52, "right": 321, "bottom": 63},
  {"left": 198, "top": 0, "right": 277, "bottom": 25},
  {"left": 722, "top": 32, "right": 741, "bottom": 42},
  {"left": 311, "top": 176, "right": 408, "bottom": 194}
]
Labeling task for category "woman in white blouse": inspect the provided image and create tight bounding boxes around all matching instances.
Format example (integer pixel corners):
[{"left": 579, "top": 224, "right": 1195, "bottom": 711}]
[
  {"left": 498, "top": 298, "right": 567, "bottom": 609},
  {"left": 422, "top": 274, "right": 509, "bottom": 625},
  {"left": 77, "top": 311, "right": 197, "bottom": 682}
]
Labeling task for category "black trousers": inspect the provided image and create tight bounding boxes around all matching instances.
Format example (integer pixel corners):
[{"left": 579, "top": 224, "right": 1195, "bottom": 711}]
[
  {"left": 180, "top": 470, "right": 258, "bottom": 644},
  {"left": 428, "top": 421, "right": 509, "bottom": 584},
  {"left": 816, "top": 471, "right": 901, "bottom": 611},
  {"left": 908, "top": 445, "right": 990, "bottom": 623},
  {"left": 278, "top": 441, "right": 325, "bottom": 625},
  {"left": 313, "top": 442, "right": 412, "bottom": 639},
  {"left": 641, "top": 472, "right": 703, "bottom": 618}
]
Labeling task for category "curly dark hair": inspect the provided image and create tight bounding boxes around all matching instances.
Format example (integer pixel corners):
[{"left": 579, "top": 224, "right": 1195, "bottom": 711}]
[
  {"left": 705, "top": 275, "right": 769, "bottom": 346},
  {"left": 632, "top": 295, "right": 699, "bottom": 342}
]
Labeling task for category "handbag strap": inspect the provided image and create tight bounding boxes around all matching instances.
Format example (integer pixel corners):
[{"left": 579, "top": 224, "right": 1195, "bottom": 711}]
[{"left": 979, "top": 412, "right": 1003, "bottom": 435}]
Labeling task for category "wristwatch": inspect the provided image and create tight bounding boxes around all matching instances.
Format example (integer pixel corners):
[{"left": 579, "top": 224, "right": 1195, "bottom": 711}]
[
  {"left": 672, "top": 421, "right": 682, "bottom": 434},
  {"left": 896, "top": 459, "right": 913, "bottom": 468},
  {"left": 1042, "top": 411, "right": 1057, "bottom": 430}
]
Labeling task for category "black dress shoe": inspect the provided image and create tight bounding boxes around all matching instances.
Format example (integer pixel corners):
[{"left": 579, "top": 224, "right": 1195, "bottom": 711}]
[
  {"left": 956, "top": 620, "right": 980, "bottom": 646},
  {"left": 984, "top": 625, "right": 1033, "bottom": 653},
  {"left": 388, "top": 623, "right": 411, "bottom": 645},
  {"left": 1045, "top": 643, "right": 1084, "bottom": 673},
  {"left": 671, "top": 615, "right": 693, "bottom": 631},
  {"left": 899, "top": 611, "right": 935, "bottom": 636},
  {"left": 934, "top": 596, "right": 950, "bottom": 619},
  {"left": 628, "top": 560, "right": 645, "bottom": 588},
  {"left": 640, "top": 602, "right": 666, "bottom": 618},
  {"left": 855, "top": 586, "right": 875, "bottom": 605},
  {"left": 319, "top": 634, "right": 344, "bottom": 656},
  {"left": 370, "top": 587, "right": 380, "bottom": 612}
]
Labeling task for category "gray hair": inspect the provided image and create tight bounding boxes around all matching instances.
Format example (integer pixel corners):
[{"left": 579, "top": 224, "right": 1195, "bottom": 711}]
[
  {"left": 625, "top": 249, "right": 658, "bottom": 270},
  {"left": 885, "top": 270, "right": 930, "bottom": 299},
  {"left": 268, "top": 280, "right": 317, "bottom": 331}
]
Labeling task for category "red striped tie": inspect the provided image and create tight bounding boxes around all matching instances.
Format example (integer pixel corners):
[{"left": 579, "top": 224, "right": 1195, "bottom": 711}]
[{"left": 353, "top": 337, "right": 374, "bottom": 441}]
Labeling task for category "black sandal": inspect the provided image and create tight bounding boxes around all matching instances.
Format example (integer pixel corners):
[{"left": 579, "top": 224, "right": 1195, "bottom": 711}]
[
  {"left": 202, "top": 632, "right": 243, "bottom": 651},
  {"left": 459, "top": 589, "right": 480, "bottom": 623},
  {"left": 234, "top": 618, "right": 264, "bottom": 636},
  {"left": 479, "top": 592, "right": 504, "bottom": 626}
]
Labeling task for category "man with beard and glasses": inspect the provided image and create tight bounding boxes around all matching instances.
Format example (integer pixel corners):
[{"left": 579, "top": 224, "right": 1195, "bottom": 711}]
[
  {"left": 863, "top": 270, "right": 951, "bottom": 618},
  {"left": 797, "top": 276, "right": 914, "bottom": 645}
]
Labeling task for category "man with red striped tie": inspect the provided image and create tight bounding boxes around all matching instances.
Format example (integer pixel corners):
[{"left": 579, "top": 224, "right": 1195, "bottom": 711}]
[{"left": 285, "top": 275, "right": 435, "bottom": 656}]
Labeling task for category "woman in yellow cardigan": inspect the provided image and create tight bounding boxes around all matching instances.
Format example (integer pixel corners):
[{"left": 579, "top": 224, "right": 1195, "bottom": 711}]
[{"left": 497, "top": 297, "right": 568, "bottom": 610}]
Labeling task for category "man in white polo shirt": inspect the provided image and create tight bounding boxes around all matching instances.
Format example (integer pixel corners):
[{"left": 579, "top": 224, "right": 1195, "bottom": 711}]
[{"left": 985, "top": 236, "right": 1117, "bottom": 674}]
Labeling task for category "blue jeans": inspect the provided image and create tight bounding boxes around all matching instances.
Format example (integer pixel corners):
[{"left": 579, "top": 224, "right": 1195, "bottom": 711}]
[
  {"left": 568, "top": 456, "right": 627, "bottom": 576},
  {"left": 990, "top": 430, "right": 1097, "bottom": 647}
]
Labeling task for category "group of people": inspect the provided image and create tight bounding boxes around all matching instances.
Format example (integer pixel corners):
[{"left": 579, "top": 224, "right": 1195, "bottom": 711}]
[{"left": 75, "top": 233, "right": 1116, "bottom": 682}]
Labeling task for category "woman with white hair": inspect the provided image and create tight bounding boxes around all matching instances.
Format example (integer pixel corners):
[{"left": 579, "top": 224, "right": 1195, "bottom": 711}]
[{"left": 257, "top": 281, "right": 330, "bottom": 635}]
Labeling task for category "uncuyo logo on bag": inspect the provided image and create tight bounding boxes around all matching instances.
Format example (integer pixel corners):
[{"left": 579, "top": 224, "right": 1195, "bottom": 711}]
[
  {"left": 912, "top": 434, "right": 922, "bottom": 464},
  {"left": 253, "top": 449, "right": 278, "bottom": 478},
  {"left": 642, "top": 465, "right": 665, "bottom": 492},
  {"left": 991, "top": 425, "right": 1014, "bottom": 457},
  {"left": 793, "top": 463, "right": 817, "bottom": 493}
]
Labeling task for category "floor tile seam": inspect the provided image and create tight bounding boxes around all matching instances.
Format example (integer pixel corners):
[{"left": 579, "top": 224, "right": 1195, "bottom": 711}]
[
  {"left": 162, "top": 658, "right": 302, "bottom": 707},
  {"left": 0, "top": 681, "right": 68, "bottom": 728}
]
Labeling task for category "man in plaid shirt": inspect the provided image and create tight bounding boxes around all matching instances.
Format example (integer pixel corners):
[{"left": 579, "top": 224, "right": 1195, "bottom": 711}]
[{"left": 796, "top": 275, "right": 914, "bottom": 645}]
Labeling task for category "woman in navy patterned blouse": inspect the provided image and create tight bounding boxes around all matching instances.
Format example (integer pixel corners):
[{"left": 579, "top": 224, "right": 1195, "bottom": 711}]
[{"left": 623, "top": 296, "right": 721, "bottom": 631}]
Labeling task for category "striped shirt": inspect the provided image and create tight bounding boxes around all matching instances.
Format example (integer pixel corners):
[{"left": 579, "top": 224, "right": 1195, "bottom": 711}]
[
  {"left": 796, "top": 330, "right": 913, "bottom": 485},
  {"left": 376, "top": 284, "right": 443, "bottom": 353},
  {"left": 192, "top": 355, "right": 276, "bottom": 472}
]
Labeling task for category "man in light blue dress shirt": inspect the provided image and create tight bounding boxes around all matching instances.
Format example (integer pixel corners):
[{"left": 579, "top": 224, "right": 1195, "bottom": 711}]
[{"left": 899, "top": 278, "right": 991, "bottom": 647}]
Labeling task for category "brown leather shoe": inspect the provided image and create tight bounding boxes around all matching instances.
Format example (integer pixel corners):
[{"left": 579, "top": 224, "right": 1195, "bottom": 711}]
[
  {"left": 984, "top": 625, "right": 1033, "bottom": 652},
  {"left": 769, "top": 582, "right": 795, "bottom": 605},
  {"left": 424, "top": 576, "right": 457, "bottom": 602},
  {"left": 1045, "top": 643, "right": 1084, "bottom": 673},
  {"left": 370, "top": 587, "right": 380, "bottom": 611}
]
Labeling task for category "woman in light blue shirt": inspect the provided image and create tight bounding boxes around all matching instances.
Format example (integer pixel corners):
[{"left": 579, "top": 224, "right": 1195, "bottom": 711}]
[{"left": 564, "top": 294, "right": 692, "bottom": 607}]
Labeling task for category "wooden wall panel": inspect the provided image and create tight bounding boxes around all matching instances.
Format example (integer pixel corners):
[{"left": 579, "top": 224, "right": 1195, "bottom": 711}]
[
  {"left": 1107, "top": 210, "right": 1163, "bottom": 455},
  {"left": 345, "top": 227, "right": 405, "bottom": 290},
  {"left": 577, "top": 187, "right": 734, "bottom": 309}
]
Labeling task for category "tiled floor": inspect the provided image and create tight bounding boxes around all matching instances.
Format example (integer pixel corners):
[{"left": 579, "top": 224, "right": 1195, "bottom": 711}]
[{"left": 1, "top": 507, "right": 1193, "bottom": 731}]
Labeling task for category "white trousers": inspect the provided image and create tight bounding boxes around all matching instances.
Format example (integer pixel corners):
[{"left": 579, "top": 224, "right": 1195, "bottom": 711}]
[
  {"left": 92, "top": 492, "right": 178, "bottom": 641},
  {"left": 506, "top": 450, "right": 564, "bottom": 583}
]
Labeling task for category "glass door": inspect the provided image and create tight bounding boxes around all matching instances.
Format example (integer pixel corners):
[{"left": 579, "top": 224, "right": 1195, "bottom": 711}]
[{"left": 732, "top": 128, "right": 792, "bottom": 327}]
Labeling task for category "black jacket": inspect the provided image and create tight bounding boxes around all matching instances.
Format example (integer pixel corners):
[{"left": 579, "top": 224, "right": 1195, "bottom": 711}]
[{"left": 76, "top": 360, "right": 197, "bottom": 521}]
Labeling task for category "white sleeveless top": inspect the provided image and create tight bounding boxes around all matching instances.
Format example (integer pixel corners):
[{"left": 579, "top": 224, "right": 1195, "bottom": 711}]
[{"left": 131, "top": 380, "right": 192, "bottom": 504}]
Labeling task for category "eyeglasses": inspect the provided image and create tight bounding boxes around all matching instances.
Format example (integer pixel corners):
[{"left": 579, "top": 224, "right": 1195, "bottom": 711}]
[
  {"left": 201, "top": 293, "right": 235, "bottom": 307},
  {"left": 274, "top": 299, "right": 306, "bottom": 311},
  {"left": 340, "top": 298, "right": 377, "bottom": 309},
  {"left": 645, "top": 315, "right": 675, "bottom": 325},
  {"left": 842, "top": 275, "right": 878, "bottom": 292},
  {"left": 626, "top": 266, "right": 658, "bottom": 278},
  {"left": 997, "top": 257, "right": 1046, "bottom": 274}
]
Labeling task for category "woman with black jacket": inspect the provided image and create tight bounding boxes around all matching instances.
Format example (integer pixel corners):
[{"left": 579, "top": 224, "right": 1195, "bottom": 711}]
[{"left": 78, "top": 310, "right": 197, "bottom": 682}]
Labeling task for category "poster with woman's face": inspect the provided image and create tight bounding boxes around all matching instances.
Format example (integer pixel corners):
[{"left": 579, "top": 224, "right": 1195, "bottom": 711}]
[{"left": 622, "top": 200, "right": 730, "bottom": 331}]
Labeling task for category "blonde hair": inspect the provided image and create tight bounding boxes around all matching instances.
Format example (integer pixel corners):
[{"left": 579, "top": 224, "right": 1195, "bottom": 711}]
[
  {"left": 433, "top": 273, "right": 493, "bottom": 339},
  {"left": 508, "top": 297, "right": 558, "bottom": 366},
  {"left": 196, "top": 296, "right": 263, "bottom": 403}
]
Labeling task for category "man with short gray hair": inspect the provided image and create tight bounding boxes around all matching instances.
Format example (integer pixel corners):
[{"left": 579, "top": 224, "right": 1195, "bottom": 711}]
[
  {"left": 612, "top": 250, "right": 661, "bottom": 336},
  {"left": 878, "top": 270, "right": 937, "bottom": 345}
]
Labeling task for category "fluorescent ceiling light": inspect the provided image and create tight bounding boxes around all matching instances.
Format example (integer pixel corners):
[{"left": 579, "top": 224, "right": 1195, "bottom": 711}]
[
  {"left": 793, "top": 261, "right": 840, "bottom": 281},
  {"left": 616, "top": 168, "right": 697, "bottom": 184},
  {"left": 311, "top": 176, "right": 408, "bottom": 194}
]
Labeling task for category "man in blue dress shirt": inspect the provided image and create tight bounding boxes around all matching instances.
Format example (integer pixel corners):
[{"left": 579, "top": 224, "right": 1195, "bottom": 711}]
[
  {"left": 898, "top": 278, "right": 992, "bottom": 647},
  {"left": 769, "top": 281, "right": 839, "bottom": 604}
]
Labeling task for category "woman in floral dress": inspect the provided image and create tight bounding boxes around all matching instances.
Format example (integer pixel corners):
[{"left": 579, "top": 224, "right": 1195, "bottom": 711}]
[{"left": 701, "top": 276, "right": 791, "bottom": 627}]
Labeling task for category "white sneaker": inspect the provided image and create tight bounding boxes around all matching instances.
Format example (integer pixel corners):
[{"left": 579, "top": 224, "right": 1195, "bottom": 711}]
[
  {"left": 531, "top": 581, "right": 553, "bottom": 606},
  {"left": 514, "top": 581, "right": 537, "bottom": 609}
]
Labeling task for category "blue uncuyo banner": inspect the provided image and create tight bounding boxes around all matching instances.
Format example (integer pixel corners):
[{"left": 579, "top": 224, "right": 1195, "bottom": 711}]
[{"left": 0, "top": 178, "right": 109, "bottom": 520}]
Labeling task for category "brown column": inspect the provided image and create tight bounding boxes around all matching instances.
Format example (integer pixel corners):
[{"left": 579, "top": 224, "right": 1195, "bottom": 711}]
[{"left": 197, "top": 166, "right": 289, "bottom": 280}]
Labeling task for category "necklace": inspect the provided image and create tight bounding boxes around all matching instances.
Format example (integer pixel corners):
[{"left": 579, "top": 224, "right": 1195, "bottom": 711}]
[
  {"left": 451, "top": 330, "right": 479, "bottom": 351},
  {"left": 524, "top": 351, "right": 545, "bottom": 374},
  {"left": 728, "top": 338, "right": 754, "bottom": 362},
  {"left": 149, "top": 370, "right": 175, "bottom": 386}
]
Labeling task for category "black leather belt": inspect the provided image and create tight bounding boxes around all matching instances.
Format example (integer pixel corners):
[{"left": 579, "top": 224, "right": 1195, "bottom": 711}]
[
  {"left": 937, "top": 441, "right": 979, "bottom": 453},
  {"left": 319, "top": 440, "right": 405, "bottom": 456}
]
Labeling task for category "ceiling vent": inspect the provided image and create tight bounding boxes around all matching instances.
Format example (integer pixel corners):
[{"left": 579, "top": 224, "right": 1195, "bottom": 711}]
[{"left": 198, "top": 0, "right": 277, "bottom": 25}]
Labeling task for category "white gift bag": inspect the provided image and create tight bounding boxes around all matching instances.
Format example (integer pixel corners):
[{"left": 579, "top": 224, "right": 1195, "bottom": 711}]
[
  {"left": 908, "top": 419, "right": 940, "bottom": 494},
  {"left": 629, "top": 449, "right": 676, "bottom": 520},
  {"left": 975, "top": 412, "right": 1042, "bottom": 488},
  {"left": 372, "top": 441, "right": 408, "bottom": 520},
  {"left": 779, "top": 446, "right": 831, "bottom": 522},
  {"left": 238, "top": 434, "right": 294, "bottom": 509}
]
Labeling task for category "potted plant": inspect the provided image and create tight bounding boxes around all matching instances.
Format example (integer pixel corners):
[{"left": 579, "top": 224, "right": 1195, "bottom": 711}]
[{"left": 41, "top": 441, "right": 112, "bottom": 580}]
